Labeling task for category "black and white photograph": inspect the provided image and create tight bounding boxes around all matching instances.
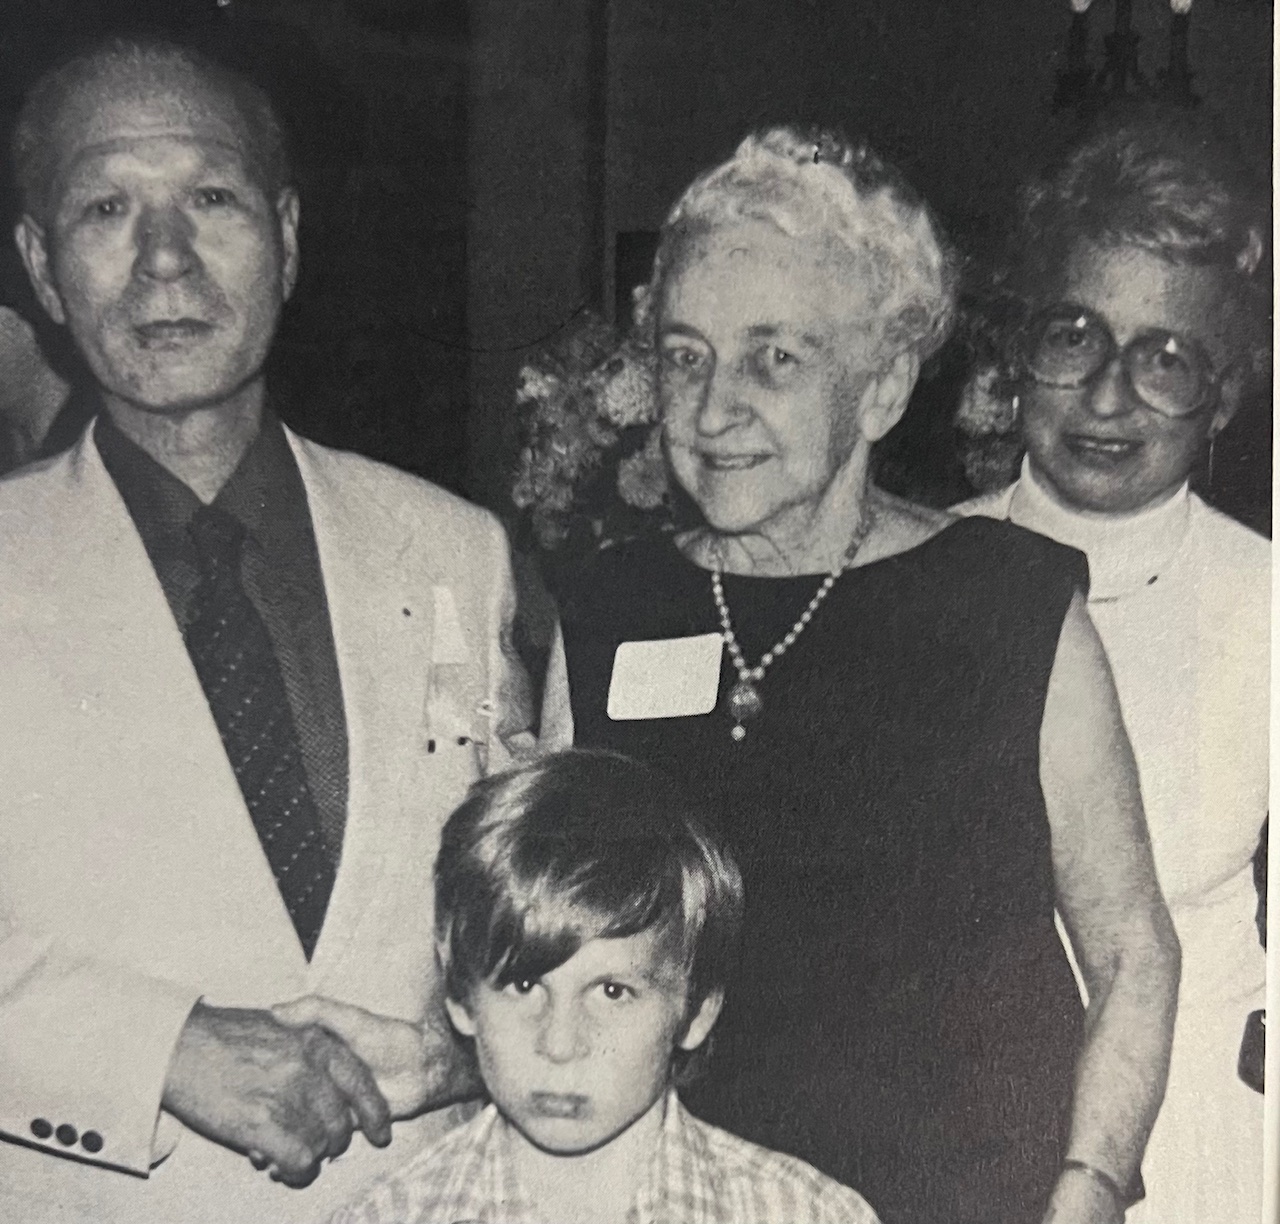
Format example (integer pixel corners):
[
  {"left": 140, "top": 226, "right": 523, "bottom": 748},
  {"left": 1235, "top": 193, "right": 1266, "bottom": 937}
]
[{"left": 0, "top": 1, "right": 1272, "bottom": 1221}]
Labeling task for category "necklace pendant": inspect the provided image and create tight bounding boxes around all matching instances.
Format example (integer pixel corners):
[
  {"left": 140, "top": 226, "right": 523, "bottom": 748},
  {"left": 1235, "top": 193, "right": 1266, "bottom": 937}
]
[
  {"left": 730, "top": 722, "right": 747, "bottom": 742},
  {"left": 727, "top": 678, "right": 764, "bottom": 727}
]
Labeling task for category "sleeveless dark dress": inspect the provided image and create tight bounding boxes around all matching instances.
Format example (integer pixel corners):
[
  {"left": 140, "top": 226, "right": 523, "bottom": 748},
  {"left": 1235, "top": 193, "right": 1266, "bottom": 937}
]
[{"left": 558, "top": 518, "right": 1088, "bottom": 1224}]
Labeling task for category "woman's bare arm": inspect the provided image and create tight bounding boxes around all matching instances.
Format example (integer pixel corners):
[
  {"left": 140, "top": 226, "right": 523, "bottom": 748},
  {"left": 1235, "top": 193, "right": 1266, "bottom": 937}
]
[{"left": 1039, "top": 591, "right": 1180, "bottom": 1224}]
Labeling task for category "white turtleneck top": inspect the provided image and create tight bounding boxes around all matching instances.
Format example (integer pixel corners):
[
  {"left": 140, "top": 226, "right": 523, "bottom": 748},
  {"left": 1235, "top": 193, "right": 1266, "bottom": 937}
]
[{"left": 956, "top": 458, "right": 1268, "bottom": 1005}]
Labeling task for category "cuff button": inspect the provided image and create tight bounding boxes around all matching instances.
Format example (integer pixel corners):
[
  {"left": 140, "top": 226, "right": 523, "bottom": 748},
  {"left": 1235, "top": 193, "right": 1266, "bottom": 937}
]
[
  {"left": 81, "top": 1131, "right": 103, "bottom": 1154},
  {"left": 30, "top": 1119, "right": 52, "bottom": 1140},
  {"left": 55, "top": 1124, "right": 77, "bottom": 1147}
]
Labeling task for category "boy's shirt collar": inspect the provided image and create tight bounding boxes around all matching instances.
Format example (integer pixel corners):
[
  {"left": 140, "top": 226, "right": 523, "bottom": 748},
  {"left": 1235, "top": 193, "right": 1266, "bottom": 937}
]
[
  {"left": 630, "top": 1089, "right": 731, "bottom": 1224},
  {"left": 431, "top": 1104, "right": 533, "bottom": 1223},
  {"left": 454, "top": 1089, "right": 731, "bottom": 1224},
  {"left": 329, "top": 1087, "right": 879, "bottom": 1224}
]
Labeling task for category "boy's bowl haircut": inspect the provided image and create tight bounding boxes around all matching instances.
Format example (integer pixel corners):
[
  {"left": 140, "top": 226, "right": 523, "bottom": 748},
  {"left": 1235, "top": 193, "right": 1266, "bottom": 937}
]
[{"left": 435, "top": 750, "right": 744, "bottom": 1079}]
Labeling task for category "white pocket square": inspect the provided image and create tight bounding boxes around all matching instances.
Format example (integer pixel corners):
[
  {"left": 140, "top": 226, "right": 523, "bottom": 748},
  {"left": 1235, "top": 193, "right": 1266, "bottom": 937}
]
[{"left": 430, "top": 585, "right": 470, "bottom": 665}]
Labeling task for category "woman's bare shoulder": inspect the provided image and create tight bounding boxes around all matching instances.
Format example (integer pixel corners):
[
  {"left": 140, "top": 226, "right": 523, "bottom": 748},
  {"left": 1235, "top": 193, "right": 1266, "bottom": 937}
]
[{"left": 860, "top": 488, "right": 957, "bottom": 564}]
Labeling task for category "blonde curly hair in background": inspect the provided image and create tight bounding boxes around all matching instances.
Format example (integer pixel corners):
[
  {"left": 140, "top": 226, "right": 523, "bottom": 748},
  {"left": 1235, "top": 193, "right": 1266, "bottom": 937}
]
[{"left": 634, "top": 125, "right": 959, "bottom": 365}]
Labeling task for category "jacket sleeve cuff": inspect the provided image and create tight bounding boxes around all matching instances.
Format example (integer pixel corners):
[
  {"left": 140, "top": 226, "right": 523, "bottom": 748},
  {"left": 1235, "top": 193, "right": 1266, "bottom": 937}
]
[{"left": 0, "top": 933, "right": 202, "bottom": 1174}]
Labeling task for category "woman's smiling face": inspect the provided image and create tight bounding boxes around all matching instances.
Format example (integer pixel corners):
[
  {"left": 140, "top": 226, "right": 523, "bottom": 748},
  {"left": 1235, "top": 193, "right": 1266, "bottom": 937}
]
[
  {"left": 656, "top": 220, "right": 878, "bottom": 537},
  {"left": 1019, "top": 239, "right": 1239, "bottom": 515}
]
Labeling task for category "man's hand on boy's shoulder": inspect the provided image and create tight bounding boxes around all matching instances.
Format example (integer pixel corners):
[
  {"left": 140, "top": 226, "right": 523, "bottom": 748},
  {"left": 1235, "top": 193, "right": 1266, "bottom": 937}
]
[{"left": 273, "top": 996, "right": 482, "bottom": 1120}]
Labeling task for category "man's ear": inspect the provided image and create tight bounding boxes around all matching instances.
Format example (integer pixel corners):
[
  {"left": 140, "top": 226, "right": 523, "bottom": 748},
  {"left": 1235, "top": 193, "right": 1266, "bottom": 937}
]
[
  {"left": 14, "top": 217, "right": 66, "bottom": 326},
  {"left": 276, "top": 188, "right": 300, "bottom": 302},
  {"left": 677, "top": 988, "right": 724, "bottom": 1053},
  {"left": 444, "top": 994, "right": 477, "bottom": 1038},
  {"left": 857, "top": 347, "right": 920, "bottom": 444}
]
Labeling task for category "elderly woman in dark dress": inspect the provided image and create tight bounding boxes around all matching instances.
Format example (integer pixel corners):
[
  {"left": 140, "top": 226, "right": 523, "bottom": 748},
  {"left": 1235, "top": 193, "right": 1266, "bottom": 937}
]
[{"left": 541, "top": 127, "right": 1180, "bottom": 1224}]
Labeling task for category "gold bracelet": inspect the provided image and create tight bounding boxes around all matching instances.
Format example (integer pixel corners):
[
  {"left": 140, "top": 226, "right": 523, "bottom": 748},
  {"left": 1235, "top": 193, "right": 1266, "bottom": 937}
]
[{"left": 1061, "top": 1159, "right": 1134, "bottom": 1216}]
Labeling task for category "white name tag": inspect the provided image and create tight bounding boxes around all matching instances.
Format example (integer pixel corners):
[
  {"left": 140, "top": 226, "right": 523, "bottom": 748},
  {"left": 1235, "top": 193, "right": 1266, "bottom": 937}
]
[{"left": 606, "top": 633, "right": 724, "bottom": 721}]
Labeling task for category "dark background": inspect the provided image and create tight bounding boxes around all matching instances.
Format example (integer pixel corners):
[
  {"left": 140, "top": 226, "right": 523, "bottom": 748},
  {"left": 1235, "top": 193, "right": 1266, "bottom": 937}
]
[{"left": 0, "top": 0, "right": 1271, "bottom": 528}]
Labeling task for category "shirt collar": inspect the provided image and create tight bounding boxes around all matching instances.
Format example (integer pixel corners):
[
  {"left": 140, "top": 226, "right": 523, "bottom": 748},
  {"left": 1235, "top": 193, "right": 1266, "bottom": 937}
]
[
  {"left": 631, "top": 1089, "right": 728, "bottom": 1224},
  {"left": 94, "top": 411, "right": 202, "bottom": 552},
  {"left": 1009, "top": 455, "right": 1192, "bottom": 600},
  {"left": 419, "top": 1106, "right": 526, "bottom": 1224},
  {"left": 472, "top": 1090, "right": 725, "bottom": 1224},
  {"left": 94, "top": 408, "right": 308, "bottom": 558}
]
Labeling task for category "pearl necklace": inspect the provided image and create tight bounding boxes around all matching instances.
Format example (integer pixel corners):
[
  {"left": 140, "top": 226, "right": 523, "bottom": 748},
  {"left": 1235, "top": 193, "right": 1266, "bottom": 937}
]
[{"left": 710, "top": 514, "right": 872, "bottom": 742}]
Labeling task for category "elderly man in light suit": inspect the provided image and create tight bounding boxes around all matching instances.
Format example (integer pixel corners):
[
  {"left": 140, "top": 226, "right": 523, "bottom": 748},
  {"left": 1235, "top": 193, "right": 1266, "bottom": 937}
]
[{"left": 0, "top": 35, "right": 538, "bottom": 1223}]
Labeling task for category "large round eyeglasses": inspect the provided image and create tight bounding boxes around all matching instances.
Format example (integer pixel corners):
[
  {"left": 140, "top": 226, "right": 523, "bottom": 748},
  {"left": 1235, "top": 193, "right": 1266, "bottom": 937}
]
[{"left": 1019, "top": 305, "right": 1223, "bottom": 418}]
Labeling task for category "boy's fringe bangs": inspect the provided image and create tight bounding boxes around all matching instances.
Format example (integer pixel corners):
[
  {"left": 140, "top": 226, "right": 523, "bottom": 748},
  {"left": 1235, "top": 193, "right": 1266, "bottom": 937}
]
[{"left": 451, "top": 833, "right": 694, "bottom": 994}]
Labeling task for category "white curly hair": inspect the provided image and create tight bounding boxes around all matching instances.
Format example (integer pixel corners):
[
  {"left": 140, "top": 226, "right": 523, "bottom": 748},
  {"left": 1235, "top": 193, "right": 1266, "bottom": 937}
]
[{"left": 634, "top": 125, "right": 958, "bottom": 363}]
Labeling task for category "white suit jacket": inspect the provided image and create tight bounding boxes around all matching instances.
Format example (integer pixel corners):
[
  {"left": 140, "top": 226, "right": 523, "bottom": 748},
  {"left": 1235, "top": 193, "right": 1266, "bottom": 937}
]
[{"left": 0, "top": 426, "right": 532, "bottom": 1223}]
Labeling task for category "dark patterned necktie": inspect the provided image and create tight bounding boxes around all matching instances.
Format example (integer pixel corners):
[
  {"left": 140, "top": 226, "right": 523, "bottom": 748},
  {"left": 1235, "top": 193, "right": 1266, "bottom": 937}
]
[{"left": 184, "top": 505, "right": 335, "bottom": 959}]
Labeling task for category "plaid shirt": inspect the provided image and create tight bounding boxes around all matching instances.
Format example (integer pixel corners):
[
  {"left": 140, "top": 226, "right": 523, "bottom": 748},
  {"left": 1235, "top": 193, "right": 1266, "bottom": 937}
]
[{"left": 328, "top": 1089, "right": 879, "bottom": 1224}]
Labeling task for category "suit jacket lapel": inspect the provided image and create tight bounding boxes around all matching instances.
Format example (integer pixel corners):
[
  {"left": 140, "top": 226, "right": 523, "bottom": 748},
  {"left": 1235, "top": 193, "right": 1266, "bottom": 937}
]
[
  {"left": 289, "top": 434, "right": 444, "bottom": 990},
  {"left": 13, "top": 433, "right": 309, "bottom": 996}
]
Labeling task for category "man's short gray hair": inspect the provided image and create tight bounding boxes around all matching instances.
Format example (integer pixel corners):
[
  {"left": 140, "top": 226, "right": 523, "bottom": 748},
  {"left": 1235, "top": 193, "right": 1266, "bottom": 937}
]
[
  {"left": 638, "top": 125, "right": 958, "bottom": 362},
  {"left": 12, "top": 35, "right": 293, "bottom": 226}
]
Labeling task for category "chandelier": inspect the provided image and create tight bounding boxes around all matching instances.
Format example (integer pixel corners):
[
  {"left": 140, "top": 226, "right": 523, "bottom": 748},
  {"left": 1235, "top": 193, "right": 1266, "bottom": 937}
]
[{"left": 1054, "top": 0, "right": 1201, "bottom": 113}]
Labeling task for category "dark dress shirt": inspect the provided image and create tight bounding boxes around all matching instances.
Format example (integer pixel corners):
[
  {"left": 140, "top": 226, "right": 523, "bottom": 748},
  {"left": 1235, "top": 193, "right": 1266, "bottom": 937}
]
[{"left": 95, "top": 411, "right": 350, "bottom": 866}]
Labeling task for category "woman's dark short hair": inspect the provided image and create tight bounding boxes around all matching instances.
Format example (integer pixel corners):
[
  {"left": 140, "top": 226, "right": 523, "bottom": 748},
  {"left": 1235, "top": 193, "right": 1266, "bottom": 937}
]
[
  {"left": 11, "top": 34, "right": 293, "bottom": 225},
  {"left": 976, "top": 105, "right": 1271, "bottom": 385},
  {"left": 435, "top": 750, "right": 743, "bottom": 1021}
]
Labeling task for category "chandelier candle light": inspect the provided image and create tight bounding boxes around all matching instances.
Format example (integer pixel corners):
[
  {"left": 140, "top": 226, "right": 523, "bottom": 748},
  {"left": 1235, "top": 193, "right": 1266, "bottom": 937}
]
[
  {"left": 712, "top": 512, "right": 873, "bottom": 742},
  {"left": 1066, "top": 0, "right": 1194, "bottom": 10}
]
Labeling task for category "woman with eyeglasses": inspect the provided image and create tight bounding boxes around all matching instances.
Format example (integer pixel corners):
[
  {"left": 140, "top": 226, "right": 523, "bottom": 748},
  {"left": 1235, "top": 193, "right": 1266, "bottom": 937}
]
[{"left": 956, "top": 109, "right": 1270, "bottom": 1224}]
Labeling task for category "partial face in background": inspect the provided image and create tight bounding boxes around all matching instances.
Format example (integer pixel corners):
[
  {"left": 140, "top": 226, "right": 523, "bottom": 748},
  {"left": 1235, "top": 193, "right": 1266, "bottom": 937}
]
[
  {"left": 656, "top": 220, "right": 881, "bottom": 536},
  {"left": 446, "top": 927, "right": 721, "bottom": 1154},
  {"left": 16, "top": 64, "right": 298, "bottom": 417},
  {"left": 1018, "top": 240, "right": 1240, "bottom": 515},
  {"left": 0, "top": 306, "right": 71, "bottom": 461}
]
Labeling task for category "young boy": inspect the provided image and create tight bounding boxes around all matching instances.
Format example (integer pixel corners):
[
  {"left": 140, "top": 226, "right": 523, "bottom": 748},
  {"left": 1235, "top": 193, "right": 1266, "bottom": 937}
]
[{"left": 328, "top": 749, "right": 879, "bottom": 1224}]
